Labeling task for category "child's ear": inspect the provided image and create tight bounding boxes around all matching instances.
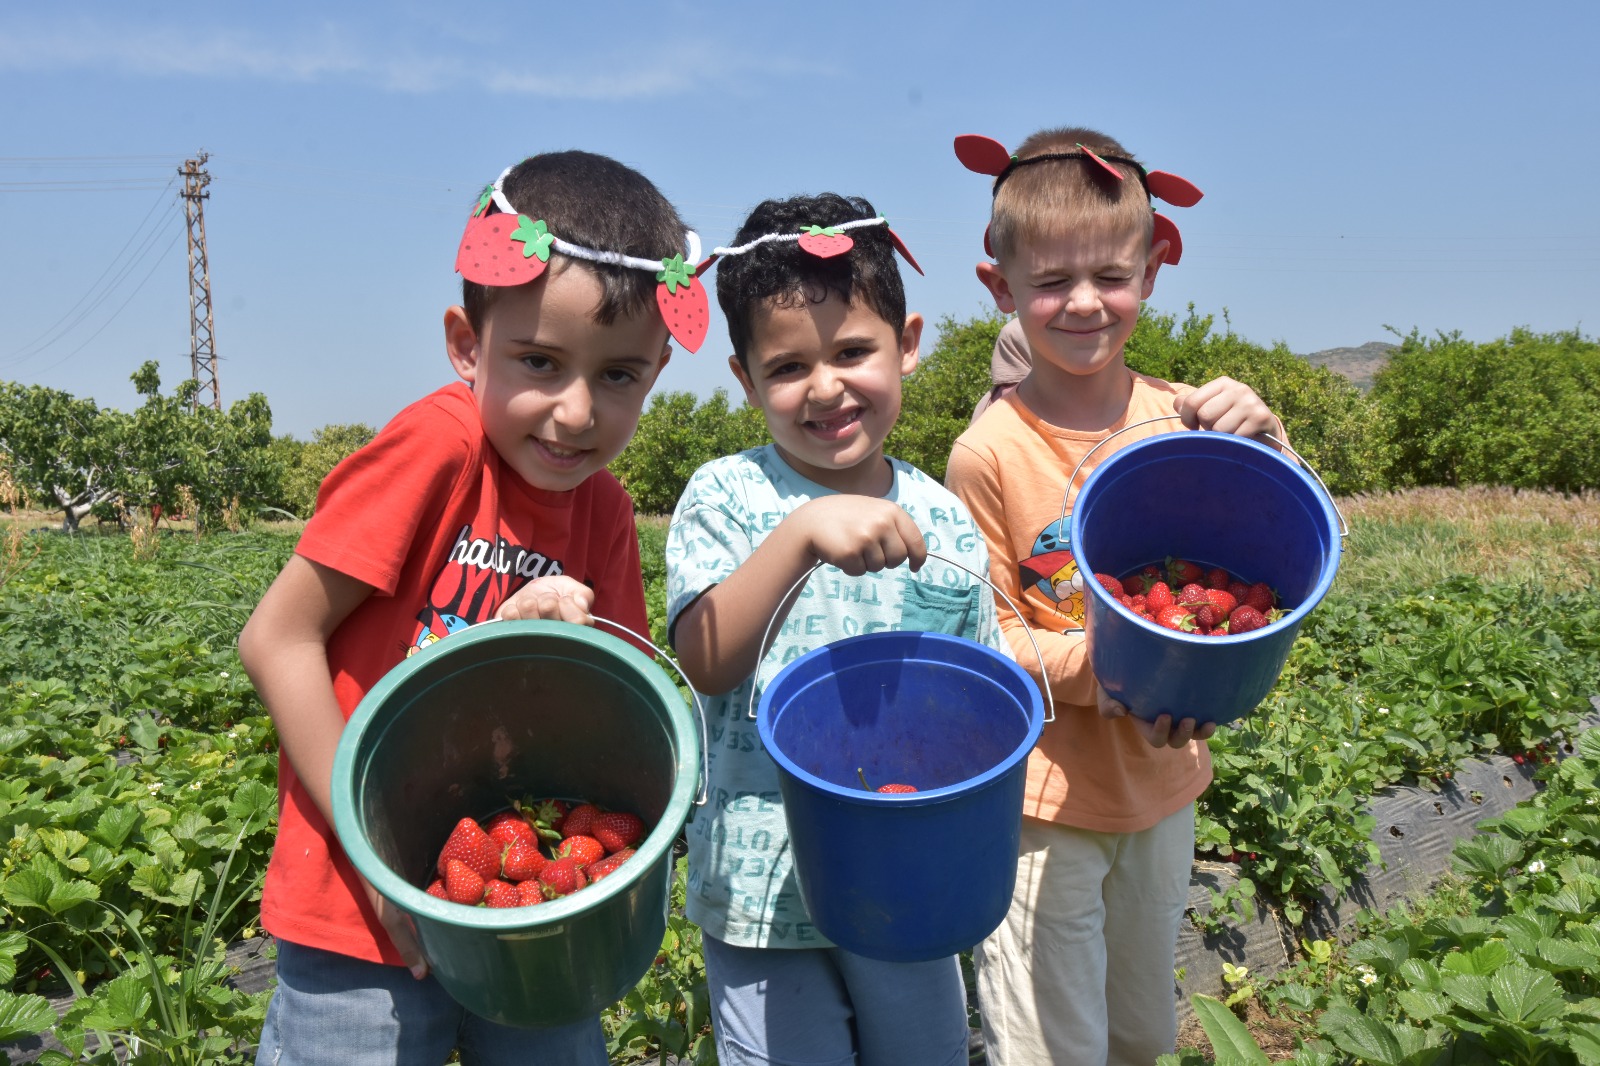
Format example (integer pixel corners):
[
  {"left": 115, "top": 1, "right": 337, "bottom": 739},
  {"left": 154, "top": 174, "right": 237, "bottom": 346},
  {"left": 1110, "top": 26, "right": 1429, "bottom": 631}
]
[
  {"left": 976, "top": 262, "right": 1017, "bottom": 314},
  {"left": 1142, "top": 241, "right": 1169, "bottom": 299},
  {"left": 444, "top": 306, "right": 481, "bottom": 383},
  {"left": 728, "top": 354, "right": 760, "bottom": 408},
  {"left": 899, "top": 312, "right": 924, "bottom": 376}
]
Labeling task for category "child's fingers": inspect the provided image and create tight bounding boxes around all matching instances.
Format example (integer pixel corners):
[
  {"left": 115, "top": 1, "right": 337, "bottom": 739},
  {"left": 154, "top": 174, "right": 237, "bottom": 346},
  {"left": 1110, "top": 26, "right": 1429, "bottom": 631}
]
[{"left": 892, "top": 507, "right": 929, "bottom": 573}]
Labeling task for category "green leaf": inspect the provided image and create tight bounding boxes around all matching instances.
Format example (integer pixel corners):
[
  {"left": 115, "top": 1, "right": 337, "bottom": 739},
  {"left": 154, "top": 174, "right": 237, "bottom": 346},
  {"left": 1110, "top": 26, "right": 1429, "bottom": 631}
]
[
  {"left": 0, "top": 990, "right": 56, "bottom": 1042},
  {"left": 1567, "top": 1021, "right": 1600, "bottom": 1066},
  {"left": 509, "top": 215, "right": 553, "bottom": 262},
  {"left": 655, "top": 254, "right": 694, "bottom": 293},
  {"left": 1188, "top": 995, "right": 1271, "bottom": 1066},
  {"left": 80, "top": 972, "right": 152, "bottom": 1032},
  {"left": 1, "top": 867, "right": 56, "bottom": 911},
  {"left": 227, "top": 778, "right": 276, "bottom": 827},
  {"left": 45, "top": 878, "right": 99, "bottom": 914},
  {"left": 1441, "top": 972, "right": 1492, "bottom": 1015},
  {"left": 1487, "top": 965, "right": 1566, "bottom": 1026},
  {"left": 1442, "top": 941, "right": 1509, "bottom": 977},
  {"left": 90, "top": 804, "right": 141, "bottom": 849},
  {"left": 1317, "top": 1005, "right": 1408, "bottom": 1066}
]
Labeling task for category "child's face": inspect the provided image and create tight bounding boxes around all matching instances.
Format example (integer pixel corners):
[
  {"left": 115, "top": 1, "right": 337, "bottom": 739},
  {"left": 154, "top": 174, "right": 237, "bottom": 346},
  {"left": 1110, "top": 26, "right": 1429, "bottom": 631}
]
[
  {"left": 730, "top": 291, "right": 922, "bottom": 495},
  {"left": 444, "top": 261, "right": 672, "bottom": 492},
  {"left": 979, "top": 223, "right": 1164, "bottom": 382}
]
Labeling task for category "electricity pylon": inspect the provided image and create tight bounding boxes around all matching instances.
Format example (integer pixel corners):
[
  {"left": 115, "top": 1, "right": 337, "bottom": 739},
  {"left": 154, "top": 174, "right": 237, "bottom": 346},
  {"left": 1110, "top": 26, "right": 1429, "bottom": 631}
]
[{"left": 180, "top": 153, "right": 220, "bottom": 410}]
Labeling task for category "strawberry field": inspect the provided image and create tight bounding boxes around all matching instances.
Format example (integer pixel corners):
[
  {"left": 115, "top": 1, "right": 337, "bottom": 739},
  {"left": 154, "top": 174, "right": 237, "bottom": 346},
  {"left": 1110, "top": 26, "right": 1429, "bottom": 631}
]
[{"left": 1, "top": 488, "right": 1597, "bottom": 1064}]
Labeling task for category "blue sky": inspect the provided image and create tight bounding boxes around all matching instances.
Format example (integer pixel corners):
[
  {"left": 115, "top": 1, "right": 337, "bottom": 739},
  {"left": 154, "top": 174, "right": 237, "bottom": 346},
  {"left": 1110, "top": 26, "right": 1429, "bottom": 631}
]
[{"left": 3, "top": 1, "right": 1596, "bottom": 438}]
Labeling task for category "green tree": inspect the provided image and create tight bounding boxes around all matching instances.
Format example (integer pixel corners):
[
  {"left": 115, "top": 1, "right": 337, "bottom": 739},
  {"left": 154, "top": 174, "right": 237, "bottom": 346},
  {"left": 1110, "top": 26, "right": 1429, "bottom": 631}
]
[
  {"left": 0, "top": 382, "right": 126, "bottom": 532},
  {"left": 1125, "top": 306, "right": 1394, "bottom": 495},
  {"left": 275, "top": 422, "right": 378, "bottom": 518},
  {"left": 1372, "top": 327, "right": 1600, "bottom": 490},
  {"left": 887, "top": 312, "right": 1005, "bottom": 481},
  {"left": 611, "top": 389, "right": 768, "bottom": 515}
]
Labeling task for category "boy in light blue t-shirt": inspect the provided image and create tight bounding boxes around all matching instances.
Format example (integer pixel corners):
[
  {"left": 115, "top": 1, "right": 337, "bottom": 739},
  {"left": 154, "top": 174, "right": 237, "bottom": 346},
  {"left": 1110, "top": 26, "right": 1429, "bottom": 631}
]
[{"left": 665, "top": 192, "right": 1006, "bottom": 1066}]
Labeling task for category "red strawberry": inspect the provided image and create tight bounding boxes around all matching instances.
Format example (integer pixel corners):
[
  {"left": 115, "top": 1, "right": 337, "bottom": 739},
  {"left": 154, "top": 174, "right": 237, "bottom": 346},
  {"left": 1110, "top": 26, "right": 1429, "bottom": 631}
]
[
  {"left": 425, "top": 879, "right": 448, "bottom": 900},
  {"left": 592, "top": 812, "right": 645, "bottom": 854},
  {"left": 1244, "top": 582, "right": 1276, "bottom": 612},
  {"left": 1205, "top": 567, "right": 1231, "bottom": 590},
  {"left": 1095, "top": 573, "right": 1125, "bottom": 598},
  {"left": 1155, "top": 605, "right": 1196, "bottom": 632},
  {"left": 517, "top": 880, "right": 546, "bottom": 906},
  {"left": 876, "top": 783, "right": 918, "bottom": 794},
  {"left": 1177, "top": 583, "right": 1210, "bottom": 608},
  {"left": 483, "top": 879, "right": 521, "bottom": 908},
  {"left": 562, "top": 803, "right": 601, "bottom": 839},
  {"left": 485, "top": 811, "right": 538, "bottom": 850},
  {"left": 444, "top": 858, "right": 487, "bottom": 905},
  {"left": 586, "top": 847, "right": 635, "bottom": 882},
  {"left": 1203, "top": 588, "right": 1238, "bottom": 618},
  {"left": 539, "top": 856, "right": 588, "bottom": 899},
  {"left": 1227, "top": 605, "right": 1270, "bottom": 634},
  {"left": 1130, "top": 593, "right": 1147, "bottom": 611},
  {"left": 655, "top": 255, "right": 709, "bottom": 353},
  {"left": 437, "top": 817, "right": 501, "bottom": 881},
  {"left": 1145, "top": 582, "right": 1174, "bottom": 611},
  {"left": 558, "top": 835, "right": 606, "bottom": 869},
  {"left": 797, "top": 225, "right": 854, "bottom": 258},
  {"left": 1168, "top": 558, "right": 1204, "bottom": 586},
  {"left": 500, "top": 838, "right": 547, "bottom": 882}
]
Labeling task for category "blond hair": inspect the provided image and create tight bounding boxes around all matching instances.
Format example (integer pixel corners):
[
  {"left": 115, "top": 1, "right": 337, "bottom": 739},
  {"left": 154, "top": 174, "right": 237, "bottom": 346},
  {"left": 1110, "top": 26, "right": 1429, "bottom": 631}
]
[{"left": 989, "top": 126, "right": 1154, "bottom": 264}]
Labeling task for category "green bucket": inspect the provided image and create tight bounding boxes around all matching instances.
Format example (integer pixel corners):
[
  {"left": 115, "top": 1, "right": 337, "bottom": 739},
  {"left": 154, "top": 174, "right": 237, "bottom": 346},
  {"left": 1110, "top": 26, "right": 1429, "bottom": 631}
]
[{"left": 331, "top": 619, "right": 699, "bottom": 1028}]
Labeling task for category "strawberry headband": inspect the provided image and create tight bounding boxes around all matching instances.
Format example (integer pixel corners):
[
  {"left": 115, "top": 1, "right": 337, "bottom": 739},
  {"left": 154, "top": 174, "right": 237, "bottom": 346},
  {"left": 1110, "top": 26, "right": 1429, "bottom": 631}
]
[
  {"left": 699, "top": 215, "right": 924, "bottom": 276},
  {"left": 454, "top": 166, "right": 710, "bottom": 352},
  {"left": 953, "top": 134, "right": 1203, "bottom": 265}
]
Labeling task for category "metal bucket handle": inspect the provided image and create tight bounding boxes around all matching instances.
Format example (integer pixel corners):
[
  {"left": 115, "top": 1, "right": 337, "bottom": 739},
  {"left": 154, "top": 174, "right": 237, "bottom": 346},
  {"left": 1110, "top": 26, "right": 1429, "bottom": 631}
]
[
  {"left": 591, "top": 616, "right": 710, "bottom": 808},
  {"left": 744, "top": 550, "right": 1054, "bottom": 723},
  {"left": 1061, "top": 415, "right": 1348, "bottom": 538}
]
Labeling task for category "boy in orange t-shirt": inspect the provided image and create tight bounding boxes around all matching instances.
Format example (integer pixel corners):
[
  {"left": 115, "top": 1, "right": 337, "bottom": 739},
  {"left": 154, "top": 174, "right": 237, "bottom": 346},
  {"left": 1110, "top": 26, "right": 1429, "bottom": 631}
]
[{"left": 945, "top": 126, "right": 1283, "bottom": 1066}]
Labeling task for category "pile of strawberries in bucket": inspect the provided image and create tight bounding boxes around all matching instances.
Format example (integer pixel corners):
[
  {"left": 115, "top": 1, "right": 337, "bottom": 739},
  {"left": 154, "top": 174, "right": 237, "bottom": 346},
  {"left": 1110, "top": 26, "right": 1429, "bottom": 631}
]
[
  {"left": 426, "top": 797, "right": 647, "bottom": 908},
  {"left": 1097, "top": 558, "right": 1282, "bottom": 636}
]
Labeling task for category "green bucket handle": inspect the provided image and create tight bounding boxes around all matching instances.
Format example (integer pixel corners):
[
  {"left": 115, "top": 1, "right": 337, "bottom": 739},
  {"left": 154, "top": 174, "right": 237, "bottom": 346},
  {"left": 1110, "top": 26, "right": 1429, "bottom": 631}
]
[
  {"left": 1060, "top": 415, "right": 1349, "bottom": 539},
  {"left": 744, "top": 550, "right": 1054, "bottom": 722}
]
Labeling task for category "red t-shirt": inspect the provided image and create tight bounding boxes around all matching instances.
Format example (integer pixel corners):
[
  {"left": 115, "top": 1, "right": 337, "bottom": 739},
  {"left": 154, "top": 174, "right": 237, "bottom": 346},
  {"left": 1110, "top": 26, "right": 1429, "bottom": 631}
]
[{"left": 258, "top": 382, "right": 649, "bottom": 964}]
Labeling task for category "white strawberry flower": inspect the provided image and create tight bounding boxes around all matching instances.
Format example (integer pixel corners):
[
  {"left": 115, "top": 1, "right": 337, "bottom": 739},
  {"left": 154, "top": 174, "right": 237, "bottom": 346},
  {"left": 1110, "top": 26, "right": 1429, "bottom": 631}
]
[{"left": 1527, "top": 860, "right": 1546, "bottom": 874}]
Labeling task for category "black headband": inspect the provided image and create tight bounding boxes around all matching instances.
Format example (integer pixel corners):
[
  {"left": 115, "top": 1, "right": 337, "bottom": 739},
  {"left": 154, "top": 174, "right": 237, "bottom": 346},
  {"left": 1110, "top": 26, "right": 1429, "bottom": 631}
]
[{"left": 990, "top": 150, "right": 1150, "bottom": 200}]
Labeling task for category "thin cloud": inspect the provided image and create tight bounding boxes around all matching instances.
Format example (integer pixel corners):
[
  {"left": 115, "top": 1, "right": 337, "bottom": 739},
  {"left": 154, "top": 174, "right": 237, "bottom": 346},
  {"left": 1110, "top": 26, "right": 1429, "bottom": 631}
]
[{"left": 0, "top": 15, "right": 830, "bottom": 100}]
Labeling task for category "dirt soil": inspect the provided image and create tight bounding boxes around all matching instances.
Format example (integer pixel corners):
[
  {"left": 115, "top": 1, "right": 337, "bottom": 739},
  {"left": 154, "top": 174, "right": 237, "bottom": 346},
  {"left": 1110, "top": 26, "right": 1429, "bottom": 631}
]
[{"left": 1176, "top": 998, "right": 1306, "bottom": 1061}]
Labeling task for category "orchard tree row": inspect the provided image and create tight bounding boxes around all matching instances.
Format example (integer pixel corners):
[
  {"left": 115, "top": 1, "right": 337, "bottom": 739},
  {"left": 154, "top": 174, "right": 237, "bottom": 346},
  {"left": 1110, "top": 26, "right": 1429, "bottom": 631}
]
[{"left": 3, "top": 313, "right": 1597, "bottom": 533}]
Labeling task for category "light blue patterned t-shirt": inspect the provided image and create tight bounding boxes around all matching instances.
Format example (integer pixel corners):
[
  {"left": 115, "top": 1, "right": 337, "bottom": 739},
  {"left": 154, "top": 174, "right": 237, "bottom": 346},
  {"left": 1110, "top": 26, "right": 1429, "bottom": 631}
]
[{"left": 665, "top": 446, "right": 1009, "bottom": 948}]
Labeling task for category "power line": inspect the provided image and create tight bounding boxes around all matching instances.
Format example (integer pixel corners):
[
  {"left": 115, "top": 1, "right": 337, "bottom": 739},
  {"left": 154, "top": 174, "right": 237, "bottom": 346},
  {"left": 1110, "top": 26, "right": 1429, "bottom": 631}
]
[{"left": 34, "top": 230, "right": 185, "bottom": 377}]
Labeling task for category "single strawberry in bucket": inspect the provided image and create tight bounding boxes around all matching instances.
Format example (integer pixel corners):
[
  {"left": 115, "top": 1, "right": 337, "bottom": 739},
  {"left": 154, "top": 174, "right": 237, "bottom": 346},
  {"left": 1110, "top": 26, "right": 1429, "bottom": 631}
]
[{"left": 858, "top": 767, "right": 917, "bottom": 794}]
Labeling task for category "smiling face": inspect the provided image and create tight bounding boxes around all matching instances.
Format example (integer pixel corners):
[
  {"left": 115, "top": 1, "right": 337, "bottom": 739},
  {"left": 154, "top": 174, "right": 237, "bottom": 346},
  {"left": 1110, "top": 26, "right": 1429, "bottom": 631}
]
[
  {"left": 445, "top": 260, "right": 671, "bottom": 492},
  {"left": 980, "top": 222, "right": 1164, "bottom": 385},
  {"left": 731, "top": 290, "right": 922, "bottom": 496}
]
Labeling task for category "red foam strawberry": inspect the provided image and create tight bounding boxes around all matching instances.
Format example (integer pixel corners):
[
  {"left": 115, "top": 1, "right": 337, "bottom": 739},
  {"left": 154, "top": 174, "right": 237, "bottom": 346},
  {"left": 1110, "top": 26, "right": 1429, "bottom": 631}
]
[
  {"left": 593, "top": 812, "right": 645, "bottom": 854},
  {"left": 655, "top": 255, "right": 709, "bottom": 353},
  {"left": 454, "top": 214, "right": 549, "bottom": 286},
  {"left": 797, "top": 225, "right": 854, "bottom": 258},
  {"left": 500, "top": 838, "right": 547, "bottom": 882},
  {"left": 444, "top": 858, "right": 487, "bottom": 905},
  {"left": 1095, "top": 573, "right": 1125, "bottom": 598},
  {"left": 1227, "top": 605, "right": 1270, "bottom": 634},
  {"left": 558, "top": 835, "right": 606, "bottom": 869},
  {"left": 539, "top": 856, "right": 588, "bottom": 899},
  {"left": 483, "top": 879, "right": 521, "bottom": 908},
  {"left": 562, "top": 803, "right": 601, "bottom": 839},
  {"left": 437, "top": 817, "right": 501, "bottom": 881},
  {"left": 586, "top": 847, "right": 635, "bottom": 882}
]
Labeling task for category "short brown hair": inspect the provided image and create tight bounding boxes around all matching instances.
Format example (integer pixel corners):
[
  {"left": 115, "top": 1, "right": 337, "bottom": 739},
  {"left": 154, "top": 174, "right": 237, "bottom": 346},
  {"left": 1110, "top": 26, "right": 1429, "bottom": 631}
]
[
  {"left": 461, "top": 150, "right": 688, "bottom": 331},
  {"left": 989, "top": 127, "right": 1153, "bottom": 264}
]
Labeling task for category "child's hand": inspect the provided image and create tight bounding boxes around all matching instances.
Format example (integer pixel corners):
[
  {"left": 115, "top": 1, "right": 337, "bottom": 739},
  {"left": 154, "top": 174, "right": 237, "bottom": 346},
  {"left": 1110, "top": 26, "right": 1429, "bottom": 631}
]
[
  {"left": 495, "top": 576, "right": 595, "bottom": 624},
  {"left": 1175, "top": 378, "right": 1279, "bottom": 441},
  {"left": 362, "top": 877, "right": 429, "bottom": 979},
  {"left": 1096, "top": 682, "right": 1217, "bottom": 748},
  {"left": 793, "top": 496, "right": 928, "bottom": 577}
]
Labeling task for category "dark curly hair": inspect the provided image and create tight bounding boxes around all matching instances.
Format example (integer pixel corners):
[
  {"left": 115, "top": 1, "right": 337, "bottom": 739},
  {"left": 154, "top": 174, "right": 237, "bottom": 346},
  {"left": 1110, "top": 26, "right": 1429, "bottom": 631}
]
[
  {"left": 715, "top": 192, "right": 907, "bottom": 369},
  {"left": 461, "top": 150, "right": 689, "bottom": 331}
]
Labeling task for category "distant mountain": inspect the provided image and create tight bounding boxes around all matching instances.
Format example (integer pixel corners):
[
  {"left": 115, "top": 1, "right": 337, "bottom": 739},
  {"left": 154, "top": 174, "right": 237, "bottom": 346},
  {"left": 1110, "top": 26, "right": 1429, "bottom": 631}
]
[{"left": 1301, "top": 341, "right": 1395, "bottom": 391}]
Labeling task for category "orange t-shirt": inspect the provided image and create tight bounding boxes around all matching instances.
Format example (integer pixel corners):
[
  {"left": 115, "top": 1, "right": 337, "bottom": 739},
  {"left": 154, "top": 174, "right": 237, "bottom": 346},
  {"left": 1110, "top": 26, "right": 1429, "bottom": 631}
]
[
  {"left": 259, "top": 383, "right": 649, "bottom": 964},
  {"left": 946, "top": 371, "right": 1211, "bottom": 833}
]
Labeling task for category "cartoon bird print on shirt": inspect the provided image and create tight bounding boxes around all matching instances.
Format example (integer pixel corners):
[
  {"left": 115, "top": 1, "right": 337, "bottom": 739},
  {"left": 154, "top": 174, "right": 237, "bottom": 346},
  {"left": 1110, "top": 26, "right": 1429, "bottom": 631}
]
[{"left": 1017, "top": 519, "right": 1087, "bottom": 625}]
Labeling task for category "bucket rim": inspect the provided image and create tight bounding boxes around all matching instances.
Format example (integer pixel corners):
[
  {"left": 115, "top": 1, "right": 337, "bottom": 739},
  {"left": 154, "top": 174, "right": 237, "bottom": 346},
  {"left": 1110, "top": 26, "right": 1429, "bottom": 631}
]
[
  {"left": 755, "top": 631, "right": 1045, "bottom": 805},
  {"left": 1071, "top": 429, "right": 1342, "bottom": 641},
  {"left": 331, "top": 618, "right": 699, "bottom": 932}
]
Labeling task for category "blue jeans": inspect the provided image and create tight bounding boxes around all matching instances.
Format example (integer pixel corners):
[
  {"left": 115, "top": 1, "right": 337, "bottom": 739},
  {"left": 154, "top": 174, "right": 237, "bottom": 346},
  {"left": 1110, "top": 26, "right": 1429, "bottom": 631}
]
[
  {"left": 255, "top": 939, "right": 608, "bottom": 1066},
  {"left": 701, "top": 934, "right": 969, "bottom": 1066}
]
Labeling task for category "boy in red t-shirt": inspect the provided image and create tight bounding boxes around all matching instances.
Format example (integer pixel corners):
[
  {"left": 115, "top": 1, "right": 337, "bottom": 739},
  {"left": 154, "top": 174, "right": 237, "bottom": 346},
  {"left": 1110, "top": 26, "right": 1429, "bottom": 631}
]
[{"left": 238, "top": 150, "right": 705, "bottom": 1066}]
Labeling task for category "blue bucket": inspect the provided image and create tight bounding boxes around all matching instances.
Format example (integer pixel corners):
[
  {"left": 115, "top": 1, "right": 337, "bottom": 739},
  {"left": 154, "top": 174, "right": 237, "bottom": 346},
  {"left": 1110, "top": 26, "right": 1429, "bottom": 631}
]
[
  {"left": 756, "top": 631, "right": 1044, "bottom": 962},
  {"left": 1070, "top": 431, "right": 1342, "bottom": 726}
]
